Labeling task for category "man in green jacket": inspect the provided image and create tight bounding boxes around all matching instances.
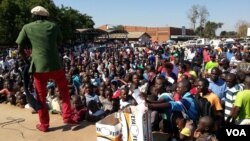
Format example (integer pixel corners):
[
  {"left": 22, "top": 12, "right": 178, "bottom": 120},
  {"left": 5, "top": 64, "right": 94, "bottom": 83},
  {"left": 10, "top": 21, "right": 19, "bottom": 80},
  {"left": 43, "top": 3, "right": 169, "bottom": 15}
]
[{"left": 16, "top": 6, "right": 77, "bottom": 132}]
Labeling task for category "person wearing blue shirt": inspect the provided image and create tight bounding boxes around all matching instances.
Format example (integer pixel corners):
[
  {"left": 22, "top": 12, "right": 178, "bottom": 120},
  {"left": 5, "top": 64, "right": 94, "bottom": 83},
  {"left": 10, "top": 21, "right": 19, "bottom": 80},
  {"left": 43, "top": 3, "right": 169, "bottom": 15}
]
[
  {"left": 161, "top": 53, "right": 169, "bottom": 60},
  {"left": 226, "top": 48, "right": 234, "bottom": 61},
  {"left": 147, "top": 79, "right": 198, "bottom": 130},
  {"left": 208, "top": 67, "right": 227, "bottom": 102},
  {"left": 174, "top": 79, "right": 198, "bottom": 122},
  {"left": 84, "top": 84, "right": 100, "bottom": 106},
  {"left": 148, "top": 51, "right": 155, "bottom": 64},
  {"left": 72, "top": 67, "right": 82, "bottom": 95},
  {"left": 146, "top": 76, "right": 174, "bottom": 133}
]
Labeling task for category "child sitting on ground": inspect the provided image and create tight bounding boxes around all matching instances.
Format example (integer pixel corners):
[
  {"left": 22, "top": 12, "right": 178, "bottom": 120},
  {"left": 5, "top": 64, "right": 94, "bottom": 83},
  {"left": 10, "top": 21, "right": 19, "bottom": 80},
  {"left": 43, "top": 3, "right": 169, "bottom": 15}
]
[
  {"left": 83, "top": 83, "right": 105, "bottom": 122},
  {"left": 171, "top": 111, "right": 195, "bottom": 141},
  {"left": 50, "top": 87, "right": 62, "bottom": 114},
  {"left": 119, "top": 87, "right": 137, "bottom": 109},
  {"left": 0, "top": 80, "right": 14, "bottom": 103},
  {"left": 71, "top": 95, "right": 87, "bottom": 122},
  {"left": 16, "top": 93, "right": 27, "bottom": 108},
  {"left": 6, "top": 93, "right": 16, "bottom": 105},
  {"left": 101, "top": 88, "right": 114, "bottom": 114},
  {"left": 98, "top": 85, "right": 106, "bottom": 104},
  {"left": 194, "top": 116, "right": 218, "bottom": 141}
]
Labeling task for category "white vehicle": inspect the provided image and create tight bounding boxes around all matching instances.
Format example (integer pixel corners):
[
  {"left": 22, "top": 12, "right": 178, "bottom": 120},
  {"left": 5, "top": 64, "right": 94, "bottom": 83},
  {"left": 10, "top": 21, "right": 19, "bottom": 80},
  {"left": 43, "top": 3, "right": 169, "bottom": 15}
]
[
  {"left": 196, "top": 38, "right": 210, "bottom": 46},
  {"left": 225, "top": 38, "right": 235, "bottom": 44},
  {"left": 166, "top": 40, "right": 176, "bottom": 45},
  {"left": 210, "top": 39, "right": 223, "bottom": 48},
  {"left": 223, "top": 38, "right": 235, "bottom": 47},
  {"left": 185, "top": 40, "right": 196, "bottom": 46}
]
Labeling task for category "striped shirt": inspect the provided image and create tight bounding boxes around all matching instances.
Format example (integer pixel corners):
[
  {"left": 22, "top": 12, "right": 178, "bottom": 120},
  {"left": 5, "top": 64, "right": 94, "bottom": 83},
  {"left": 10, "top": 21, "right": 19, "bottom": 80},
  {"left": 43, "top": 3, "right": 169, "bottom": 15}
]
[{"left": 224, "top": 84, "right": 243, "bottom": 120}]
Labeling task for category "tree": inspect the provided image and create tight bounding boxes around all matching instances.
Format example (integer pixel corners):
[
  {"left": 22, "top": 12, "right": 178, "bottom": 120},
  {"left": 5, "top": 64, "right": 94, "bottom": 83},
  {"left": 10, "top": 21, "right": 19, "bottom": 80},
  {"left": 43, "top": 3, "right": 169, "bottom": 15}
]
[
  {"left": 0, "top": 0, "right": 95, "bottom": 46},
  {"left": 220, "top": 31, "right": 237, "bottom": 38},
  {"left": 57, "top": 6, "right": 94, "bottom": 42},
  {"left": 235, "top": 20, "right": 250, "bottom": 37},
  {"left": 195, "top": 26, "right": 204, "bottom": 36},
  {"left": 0, "top": 0, "right": 59, "bottom": 46},
  {"left": 109, "top": 25, "right": 124, "bottom": 30},
  {"left": 0, "top": 0, "right": 20, "bottom": 45},
  {"left": 220, "top": 31, "right": 227, "bottom": 37},
  {"left": 198, "top": 6, "right": 209, "bottom": 37},
  {"left": 203, "top": 21, "right": 223, "bottom": 38},
  {"left": 187, "top": 5, "right": 209, "bottom": 37},
  {"left": 187, "top": 5, "right": 199, "bottom": 30}
]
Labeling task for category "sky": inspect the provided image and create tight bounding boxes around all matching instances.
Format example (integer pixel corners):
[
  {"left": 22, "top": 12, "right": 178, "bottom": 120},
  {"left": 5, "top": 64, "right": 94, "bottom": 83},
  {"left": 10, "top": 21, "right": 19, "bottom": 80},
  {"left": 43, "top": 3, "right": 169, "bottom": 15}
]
[{"left": 53, "top": 0, "right": 250, "bottom": 34}]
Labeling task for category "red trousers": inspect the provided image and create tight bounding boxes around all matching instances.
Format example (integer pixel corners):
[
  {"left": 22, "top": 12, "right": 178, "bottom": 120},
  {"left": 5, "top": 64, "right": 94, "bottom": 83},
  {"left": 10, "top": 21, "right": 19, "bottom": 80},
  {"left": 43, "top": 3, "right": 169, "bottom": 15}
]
[{"left": 34, "top": 69, "right": 71, "bottom": 128}]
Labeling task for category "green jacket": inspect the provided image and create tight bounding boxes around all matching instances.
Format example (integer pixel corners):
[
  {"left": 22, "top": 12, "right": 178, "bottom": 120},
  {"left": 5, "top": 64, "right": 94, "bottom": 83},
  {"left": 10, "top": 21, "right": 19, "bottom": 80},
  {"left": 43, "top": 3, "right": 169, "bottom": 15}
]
[{"left": 16, "top": 20, "right": 63, "bottom": 73}]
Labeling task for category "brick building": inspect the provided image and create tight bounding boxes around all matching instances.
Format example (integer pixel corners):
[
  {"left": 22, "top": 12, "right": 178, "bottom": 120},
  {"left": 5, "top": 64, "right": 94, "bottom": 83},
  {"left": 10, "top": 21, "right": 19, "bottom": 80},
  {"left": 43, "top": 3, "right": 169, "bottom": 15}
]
[{"left": 99, "top": 25, "right": 195, "bottom": 43}]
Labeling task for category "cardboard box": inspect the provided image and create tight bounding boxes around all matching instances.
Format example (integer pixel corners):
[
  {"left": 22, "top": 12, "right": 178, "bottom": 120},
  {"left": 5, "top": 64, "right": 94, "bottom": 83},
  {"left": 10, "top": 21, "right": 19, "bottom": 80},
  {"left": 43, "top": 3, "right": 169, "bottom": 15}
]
[
  {"left": 96, "top": 113, "right": 122, "bottom": 141},
  {"left": 120, "top": 106, "right": 152, "bottom": 141}
]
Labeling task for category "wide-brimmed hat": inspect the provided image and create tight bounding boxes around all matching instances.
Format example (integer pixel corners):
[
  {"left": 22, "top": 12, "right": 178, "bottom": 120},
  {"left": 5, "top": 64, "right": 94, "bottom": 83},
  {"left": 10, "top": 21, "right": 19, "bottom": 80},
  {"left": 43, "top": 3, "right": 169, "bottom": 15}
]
[{"left": 31, "top": 6, "right": 49, "bottom": 16}]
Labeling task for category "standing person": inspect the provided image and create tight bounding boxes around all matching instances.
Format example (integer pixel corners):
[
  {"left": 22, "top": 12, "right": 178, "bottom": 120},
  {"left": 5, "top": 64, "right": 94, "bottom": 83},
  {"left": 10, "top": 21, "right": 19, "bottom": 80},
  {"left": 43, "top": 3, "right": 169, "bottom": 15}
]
[
  {"left": 196, "top": 78, "right": 223, "bottom": 117},
  {"left": 16, "top": 6, "right": 78, "bottom": 132},
  {"left": 208, "top": 67, "right": 227, "bottom": 102},
  {"left": 224, "top": 73, "right": 243, "bottom": 121},
  {"left": 229, "top": 75, "right": 250, "bottom": 125},
  {"left": 205, "top": 54, "right": 218, "bottom": 73}
]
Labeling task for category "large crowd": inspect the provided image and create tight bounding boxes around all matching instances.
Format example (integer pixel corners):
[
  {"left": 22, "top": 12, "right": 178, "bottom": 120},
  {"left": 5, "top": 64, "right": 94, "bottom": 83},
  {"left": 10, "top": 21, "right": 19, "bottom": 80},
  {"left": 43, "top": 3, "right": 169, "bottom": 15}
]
[{"left": 0, "top": 40, "right": 250, "bottom": 141}]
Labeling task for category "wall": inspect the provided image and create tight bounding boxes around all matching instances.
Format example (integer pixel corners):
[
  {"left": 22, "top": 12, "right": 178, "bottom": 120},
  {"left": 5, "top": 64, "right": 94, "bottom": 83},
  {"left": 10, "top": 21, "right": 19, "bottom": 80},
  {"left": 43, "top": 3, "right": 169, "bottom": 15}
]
[{"left": 99, "top": 25, "right": 194, "bottom": 43}]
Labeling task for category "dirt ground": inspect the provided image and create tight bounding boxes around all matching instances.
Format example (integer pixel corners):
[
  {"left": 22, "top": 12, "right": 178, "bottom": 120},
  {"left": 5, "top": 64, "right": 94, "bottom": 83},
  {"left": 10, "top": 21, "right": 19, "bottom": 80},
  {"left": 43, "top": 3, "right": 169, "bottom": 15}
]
[
  {"left": 0, "top": 104, "right": 96, "bottom": 141},
  {"left": 0, "top": 104, "right": 169, "bottom": 141}
]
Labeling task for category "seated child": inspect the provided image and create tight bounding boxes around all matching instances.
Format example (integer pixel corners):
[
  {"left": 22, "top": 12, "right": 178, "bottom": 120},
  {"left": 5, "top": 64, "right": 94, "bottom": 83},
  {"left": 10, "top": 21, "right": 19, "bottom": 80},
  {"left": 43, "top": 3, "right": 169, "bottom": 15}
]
[
  {"left": 79, "top": 84, "right": 86, "bottom": 107},
  {"left": 101, "top": 88, "right": 113, "bottom": 114},
  {"left": 98, "top": 85, "right": 106, "bottom": 104},
  {"left": 84, "top": 83, "right": 100, "bottom": 106},
  {"left": 50, "top": 87, "right": 62, "bottom": 114},
  {"left": 46, "top": 82, "right": 56, "bottom": 107},
  {"left": 0, "top": 81, "right": 14, "bottom": 103},
  {"left": 71, "top": 95, "right": 87, "bottom": 122},
  {"left": 171, "top": 111, "right": 195, "bottom": 141},
  {"left": 87, "top": 100, "right": 105, "bottom": 122},
  {"left": 0, "top": 94, "right": 7, "bottom": 103},
  {"left": 84, "top": 83, "right": 105, "bottom": 122},
  {"left": 194, "top": 116, "right": 218, "bottom": 141},
  {"left": 6, "top": 93, "right": 16, "bottom": 105},
  {"left": 119, "top": 87, "right": 137, "bottom": 109},
  {"left": 16, "top": 93, "right": 27, "bottom": 108}
]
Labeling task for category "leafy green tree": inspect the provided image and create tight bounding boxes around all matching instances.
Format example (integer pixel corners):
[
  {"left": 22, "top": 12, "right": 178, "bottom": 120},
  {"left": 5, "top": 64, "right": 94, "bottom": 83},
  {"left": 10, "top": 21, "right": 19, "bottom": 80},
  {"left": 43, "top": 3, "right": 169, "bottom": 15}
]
[
  {"left": 56, "top": 6, "right": 94, "bottom": 42},
  {"left": 0, "top": 0, "right": 95, "bottom": 46},
  {"left": 14, "top": 0, "right": 59, "bottom": 30},
  {"left": 0, "top": 0, "right": 20, "bottom": 45},
  {"left": 195, "top": 26, "right": 204, "bottom": 37},
  {"left": 220, "top": 31, "right": 227, "bottom": 37},
  {"left": 220, "top": 31, "right": 237, "bottom": 38},
  {"left": 109, "top": 25, "right": 124, "bottom": 31},
  {"left": 203, "top": 21, "right": 223, "bottom": 38},
  {"left": 227, "top": 31, "right": 237, "bottom": 38}
]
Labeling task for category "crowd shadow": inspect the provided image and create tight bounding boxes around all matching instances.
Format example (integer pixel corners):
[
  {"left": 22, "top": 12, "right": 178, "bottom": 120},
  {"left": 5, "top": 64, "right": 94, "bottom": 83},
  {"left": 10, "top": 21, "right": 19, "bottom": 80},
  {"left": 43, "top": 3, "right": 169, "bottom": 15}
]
[{"left": 48, "top": 121, "right": 95, "bottom": 132}]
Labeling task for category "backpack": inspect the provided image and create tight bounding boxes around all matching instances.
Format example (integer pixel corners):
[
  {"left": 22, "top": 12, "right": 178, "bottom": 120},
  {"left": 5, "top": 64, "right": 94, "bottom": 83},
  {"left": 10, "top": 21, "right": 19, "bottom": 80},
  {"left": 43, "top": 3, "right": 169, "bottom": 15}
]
[{"left": 193, "top": 94, "right": 215, "bottom": 118}]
